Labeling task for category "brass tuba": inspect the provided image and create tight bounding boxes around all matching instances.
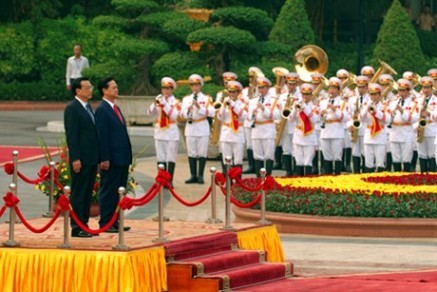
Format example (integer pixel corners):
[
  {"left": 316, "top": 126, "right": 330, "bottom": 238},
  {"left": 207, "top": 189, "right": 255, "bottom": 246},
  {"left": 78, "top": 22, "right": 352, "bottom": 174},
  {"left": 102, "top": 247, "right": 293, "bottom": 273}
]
[
  {"left": 248, "top": 67, "right": 264, "bottom": 99},
  {"left": 370, "top": 60, "right": 398, "bottom": 84},
  {"left": 294, "top": 45, "right": 329, "bottom": 82}
]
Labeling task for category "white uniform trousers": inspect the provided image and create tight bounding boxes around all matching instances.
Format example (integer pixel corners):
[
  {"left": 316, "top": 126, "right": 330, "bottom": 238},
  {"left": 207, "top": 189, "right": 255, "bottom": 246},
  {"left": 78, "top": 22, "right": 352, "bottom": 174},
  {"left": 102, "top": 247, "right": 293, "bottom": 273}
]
[
  {"left": 418, "top": 137, "right": 435, "bottom": 159},
  {"left": 364, "top": 144, "right": 386, "bottom": 168},
  {"left": 221, "top": 142, "right": 245, "bottom": 165},
  {"left": 282, "top": 132, "right": 293, "bottom": 155},
  {"left": 390, "top": 141, "right": 414, "bottom": 163},
  {"left": 244, "top": 127, "right": 253, "bottom": 149},
  {"left": 186, "top": 136, "right": 209, "bottom": 158},
  {"left": 321, "top": 138, "right": 343, "bottom": 161},
  {"left": 343, "top": 129, "right": 352, "bottom": 148},
  {"left": 253, "top": 138, "right": 275, "bottom": 160},
  {"left": 352, "top": 135, "right": 365, "bottom": 157},
  {"left": 294, "top": 144, "right": 317, "bottom": 166},
  {"left": 155, "top": 140, "right": 178, "bottom": 163}
]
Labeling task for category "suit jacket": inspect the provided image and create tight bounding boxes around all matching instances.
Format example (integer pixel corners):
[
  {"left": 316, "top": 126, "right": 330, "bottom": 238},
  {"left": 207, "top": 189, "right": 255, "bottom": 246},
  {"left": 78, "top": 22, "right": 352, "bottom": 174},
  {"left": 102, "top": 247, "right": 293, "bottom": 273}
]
[
  {"left": 95, "top": 99, "right": 132, "bottom": 166},
  {"left": 64, "top": 99, "right": 99, "bottom": 165}
]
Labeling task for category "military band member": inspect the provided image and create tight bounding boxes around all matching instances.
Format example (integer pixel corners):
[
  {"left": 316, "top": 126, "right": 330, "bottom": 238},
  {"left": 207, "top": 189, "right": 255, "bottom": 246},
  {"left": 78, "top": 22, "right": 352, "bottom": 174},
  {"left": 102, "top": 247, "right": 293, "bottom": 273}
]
[
  {"left": 217, "top": 81, "right": 247, "bottom": 174},
  {"left": 361, "top": 83, "right": 391, "bottom": 172},
  {"left": 348, "top": 76, "right": 370, "bottom": 173},
  {"left": 242, "top": 67, "right": 264, "bottom": 174},
  {"left": 379, "top": 74, "right": 395, "bottom": 171},
  {"left": 279, "top": 72, "right": 301, "bottom": 175},
  {"left": 148, "top": 77, "right": 181, "bottom": 186},
  {"left": 417, "top": 76, "right": 437, "bottom": 172},
  {"left": 388, "top": 79, "right": 419, "bottom": 172},
  {"left": 248, "top": 77, "right": 280, "bottom": 177},
  {"left": 403, "top": 71, "right": 421, "bottom": 100},
  {"left": 289, "top": 83, "right": 320, "bottom": 176},
  {"left": 310, "top": 73, "right": 328, "bottom": 174},
  {"left": 180, "top": 74, "right": 214, "bottom": 184},
  {"left": 320, "top": 77, "right": 348, "bottom": 174},
  {"left": 428, "top": 68, "right": 437, "bottom": 86},
  {"left": 360, "top": 66, "right": 375, "bottom": 81},
  {"left": 337, "top": 69, "right": 353, "bottom": 172}
]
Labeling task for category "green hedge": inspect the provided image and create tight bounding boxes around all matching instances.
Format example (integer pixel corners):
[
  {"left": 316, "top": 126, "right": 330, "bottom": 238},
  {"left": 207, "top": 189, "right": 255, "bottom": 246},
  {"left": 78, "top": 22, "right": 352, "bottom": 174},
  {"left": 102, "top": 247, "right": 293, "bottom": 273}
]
[{"left": 0, "top": 82, "right": 71, "bottom": 101}]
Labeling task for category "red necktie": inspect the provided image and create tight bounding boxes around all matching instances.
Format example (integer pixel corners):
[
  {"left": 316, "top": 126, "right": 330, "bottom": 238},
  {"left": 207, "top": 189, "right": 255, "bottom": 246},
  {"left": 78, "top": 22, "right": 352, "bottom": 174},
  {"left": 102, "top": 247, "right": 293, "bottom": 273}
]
[{"left": 113, "top": 105, "right": 124, "bottom": 123}]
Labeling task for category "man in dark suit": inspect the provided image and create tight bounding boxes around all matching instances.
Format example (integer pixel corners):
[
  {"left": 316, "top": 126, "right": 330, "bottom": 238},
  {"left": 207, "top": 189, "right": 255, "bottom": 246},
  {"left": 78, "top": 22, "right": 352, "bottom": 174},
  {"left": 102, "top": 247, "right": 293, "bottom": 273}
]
[
  {"left": 64, "top": 77, "right": 99, "bottom": 238},
  {"left": 95, "top": 77, "right": 132, "bottom": 233}
]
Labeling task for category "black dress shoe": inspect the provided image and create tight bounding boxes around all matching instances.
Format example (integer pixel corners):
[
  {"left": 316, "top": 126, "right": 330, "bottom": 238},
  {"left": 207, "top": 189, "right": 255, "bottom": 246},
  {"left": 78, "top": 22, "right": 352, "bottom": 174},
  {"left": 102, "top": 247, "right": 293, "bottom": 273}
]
[
  {"left": 105, "top": 226, "right": 131, "bottom": 233},
  {"left": 71, "top": 230, "right": 92, "bottom": 238}
]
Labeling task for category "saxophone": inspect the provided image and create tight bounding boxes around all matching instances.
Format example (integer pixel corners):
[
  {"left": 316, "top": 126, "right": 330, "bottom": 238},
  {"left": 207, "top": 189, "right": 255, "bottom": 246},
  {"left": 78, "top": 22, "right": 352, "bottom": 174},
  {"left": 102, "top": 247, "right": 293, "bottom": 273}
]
[
  {"left": 210, "top": 90, "right": 228, "bottom": 145},
  {"left": 417, "top": 95, "right": 429, "bottom": 143},
  {"left": 275, "top": 94, "right": 294, "bottom": 146},
  {"left": 350, "top": 96, "right": 361, "bottom": 143}
]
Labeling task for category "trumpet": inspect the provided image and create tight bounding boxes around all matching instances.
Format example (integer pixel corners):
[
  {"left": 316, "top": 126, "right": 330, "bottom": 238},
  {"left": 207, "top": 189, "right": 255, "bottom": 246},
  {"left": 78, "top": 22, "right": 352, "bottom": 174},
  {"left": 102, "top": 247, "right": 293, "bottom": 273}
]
[
  {"left": 154, "top": 94, "right": 163, "bottom": 105},
  {"left": 368, "top": 102, "right": 376, "bottom": 114}
]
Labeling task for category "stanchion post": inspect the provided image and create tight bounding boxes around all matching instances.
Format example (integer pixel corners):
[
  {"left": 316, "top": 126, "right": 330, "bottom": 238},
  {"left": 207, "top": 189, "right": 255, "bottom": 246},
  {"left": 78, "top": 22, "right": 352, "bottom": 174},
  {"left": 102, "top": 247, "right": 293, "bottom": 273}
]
[
  {"left": 4, "top": 183, "right": 20, "bottom": 247},
  {"left": 12, "top": 151, "right": 18, "bottom": 196},
  {"left": 152, "top": 163, "right": 169, "bottom": 222},
  {"left": 206, "top": 167, "right": 222, "bottom": 224},
  {"left": 58, "top": 186, "right": 71, "bottom": 249},
  {"left": 113, "top": 187, "right": 130, "bottom": 250},
  {"left": 256, "top": 168, "right": 271, "bottom": 225},
  {"left": 220, "top": 156, "right": 235, "bottom": 231},
  {"left": 42, "top": 161, "right": 55, "bottom": 218},
  {"left": 153, "top": 164, "right": 169, "bottom": 243}
]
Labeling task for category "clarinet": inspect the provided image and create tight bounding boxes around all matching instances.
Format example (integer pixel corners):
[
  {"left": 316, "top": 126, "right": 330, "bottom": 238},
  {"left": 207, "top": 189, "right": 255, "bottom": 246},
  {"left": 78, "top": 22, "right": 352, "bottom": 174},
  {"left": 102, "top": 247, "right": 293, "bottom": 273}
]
[{"left": 187, "top": 93, "right": 198, "bottom": 124}]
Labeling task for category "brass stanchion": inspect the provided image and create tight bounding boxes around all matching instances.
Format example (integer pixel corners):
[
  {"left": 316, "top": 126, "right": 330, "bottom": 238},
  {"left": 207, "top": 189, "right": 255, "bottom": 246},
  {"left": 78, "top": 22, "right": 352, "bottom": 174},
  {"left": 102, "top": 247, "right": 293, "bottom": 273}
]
[
  {"left": 256, "top": 168, "right": 271, "bottom": 225},
  {"left": 4, "top": 183, "right": 20, "bottom": 247},
  {"left": 42, "top": 161, "right": 56, "bottom": 218},
  {"left": 206, "top": 167, "right": 222, "bottom": 224},
  {"left": 153, "top": 164, "right": 169, "bottom": 243},
  {"left": 153, "top": 163, "right": 169, "bottom": 222},
  {"left": 113, "top": 187, "right": 130, "bottom": 250},
  {"left": 58, "top": 186, "right": 71, "bottom": 249},
  {"left": 220, "top": 156, "right": 235, "bottom": 231},
  {"left": 8, "top": 151, "right": 21, "bottom": 224}
]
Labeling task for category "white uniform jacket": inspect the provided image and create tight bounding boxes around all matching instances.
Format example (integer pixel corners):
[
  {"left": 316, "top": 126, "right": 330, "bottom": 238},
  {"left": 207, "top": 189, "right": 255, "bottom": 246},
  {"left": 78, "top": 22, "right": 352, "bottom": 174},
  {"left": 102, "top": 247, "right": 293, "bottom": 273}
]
[
  {"left": 248, "top": 93, "right": 281, "bottom": 139},
  {"left": 218, "top": 97, "right": 248, "bottom": 143},
  {"left": 180, "top": 92, "right": 214, "bottom": 137},
  {"left": 289, "top": 101, "right": 320, "bottom": 145},
  {"left": 388, "top": 96, "right": 419, "bottom": 143},
  {"left": 361, "top": 101, "right": 391, "bottom": 145},
  {"left": 148, "top": 95, "right": 181, "bottom": 141}
]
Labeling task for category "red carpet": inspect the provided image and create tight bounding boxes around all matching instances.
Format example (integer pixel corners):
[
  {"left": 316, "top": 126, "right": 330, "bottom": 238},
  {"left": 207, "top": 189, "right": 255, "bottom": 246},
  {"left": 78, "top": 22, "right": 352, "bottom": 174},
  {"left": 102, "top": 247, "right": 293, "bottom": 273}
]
[
  {"left": 0, "top": 145, "right": 58, "bottom": 166},
  {"left": 235, "top": 270, "right": 437, "bottom": 291}
]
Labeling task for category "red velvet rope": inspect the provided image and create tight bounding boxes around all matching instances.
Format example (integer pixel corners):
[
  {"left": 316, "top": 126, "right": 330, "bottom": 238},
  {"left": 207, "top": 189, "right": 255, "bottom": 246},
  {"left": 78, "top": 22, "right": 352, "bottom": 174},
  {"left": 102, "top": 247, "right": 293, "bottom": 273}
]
[
  {"left": 219, "top": 185, "right": 262, "bottom": 208},
  {"left": 126, "top": 183, "right": 158, "bottom": 204},
  {"left": 0, "top": 205, "right": 7, "bottom": 218},
  {"left": 3, "top": 192, "right": 20, "bottom": 207},
  {"left": 3, "top": 163, "right": 52, "bottom": 185},
  {"left": 155, "top": 170, "right": 171, "bottom": 187},
  {"left": 234, "top": 178, "right": 264, "bottom": 192},
  {"left": 263, "top": 176, "right": 276, "bottom": 190},
  {"left": 215, "top": 172, "right": 226, "bottom": 186},
  {"left": 14, "top": 206, "right": 61, "bottom": 233},
  {"left": 119, "top": 186, "right": 160, "bottom": 209},
  {"left": 167, "top": 186, "right": 212, "bottom": 207},
  {"left": 231, "top": 193, "right": 262, "bottom": 208},
  {"left": 69, "top": 206, "right": 119, "bottom": 235}
]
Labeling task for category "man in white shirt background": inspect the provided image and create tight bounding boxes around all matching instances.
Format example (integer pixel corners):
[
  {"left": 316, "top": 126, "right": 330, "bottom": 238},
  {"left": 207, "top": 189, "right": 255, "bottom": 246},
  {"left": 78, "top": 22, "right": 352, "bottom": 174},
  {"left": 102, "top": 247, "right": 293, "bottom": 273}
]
[{"left": 66, "top": 43, "right": 90, "bottom": 91}]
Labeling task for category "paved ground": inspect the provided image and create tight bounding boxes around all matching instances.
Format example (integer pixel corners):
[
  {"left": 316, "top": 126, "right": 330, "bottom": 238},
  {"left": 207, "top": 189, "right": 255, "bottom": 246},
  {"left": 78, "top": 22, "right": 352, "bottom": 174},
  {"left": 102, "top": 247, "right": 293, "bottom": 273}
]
[{"left": 0, "top": 106, "right": 436, "bottom": 277}]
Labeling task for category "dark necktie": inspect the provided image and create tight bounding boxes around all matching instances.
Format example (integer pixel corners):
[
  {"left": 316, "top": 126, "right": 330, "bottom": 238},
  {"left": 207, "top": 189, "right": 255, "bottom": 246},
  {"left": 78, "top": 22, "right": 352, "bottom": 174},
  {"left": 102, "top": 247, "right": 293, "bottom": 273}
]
[
  {"left": 260, "top": 96, "right": 265, "bottom": 103},
  {"left": 193, "top": 93, "right": 198, "bottom": 101},
  {"left": 400, "top": 99, "right": 405, "bottom": 107},
  {"left": 330, "top": 99, "right": 335, "bottom": 105},
  {"left": 113, "top": 105, "right": 124, "bottom": 124},
  {"left": 85, "top": 103, "right": 95, "bottom": 124},
  {"left": 360, "top": 96, "right": 363, "bottom": 105}
]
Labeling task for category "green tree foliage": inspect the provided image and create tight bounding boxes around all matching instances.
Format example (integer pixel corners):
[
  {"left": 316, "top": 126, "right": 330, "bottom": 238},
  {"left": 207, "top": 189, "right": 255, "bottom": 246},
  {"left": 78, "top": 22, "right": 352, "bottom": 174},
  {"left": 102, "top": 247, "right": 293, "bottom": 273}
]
[
  {"left": 162, "top": 18, "right": 208, "bottom": 42},
  {"left": 210, "top": 7, "right": 274, "bottom": 40},
  {"left": 0, "top": 23, "right": 35, "bottom": 81},
  {"left": 269, "top": 0, "right": 315, "bottom": 56},
  {"left": 372, "top": 0, "right": 426, "bottom": 74},
  {"left": 111, "top": 0, "right": 159, "bottom": 17},
  {"left": 187, "top": 26, "right": 256, "bottom": 48}
]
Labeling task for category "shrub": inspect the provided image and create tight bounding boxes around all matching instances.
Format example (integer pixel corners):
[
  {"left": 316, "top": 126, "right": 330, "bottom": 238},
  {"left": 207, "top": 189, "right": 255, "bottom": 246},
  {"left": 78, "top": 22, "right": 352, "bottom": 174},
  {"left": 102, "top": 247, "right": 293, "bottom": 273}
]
[
  {"left": 269, "top": 0, "right": 315, "bottom": 56},
  {"left": 372, "top": 0, "right": 426, "bottom": 75}
]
